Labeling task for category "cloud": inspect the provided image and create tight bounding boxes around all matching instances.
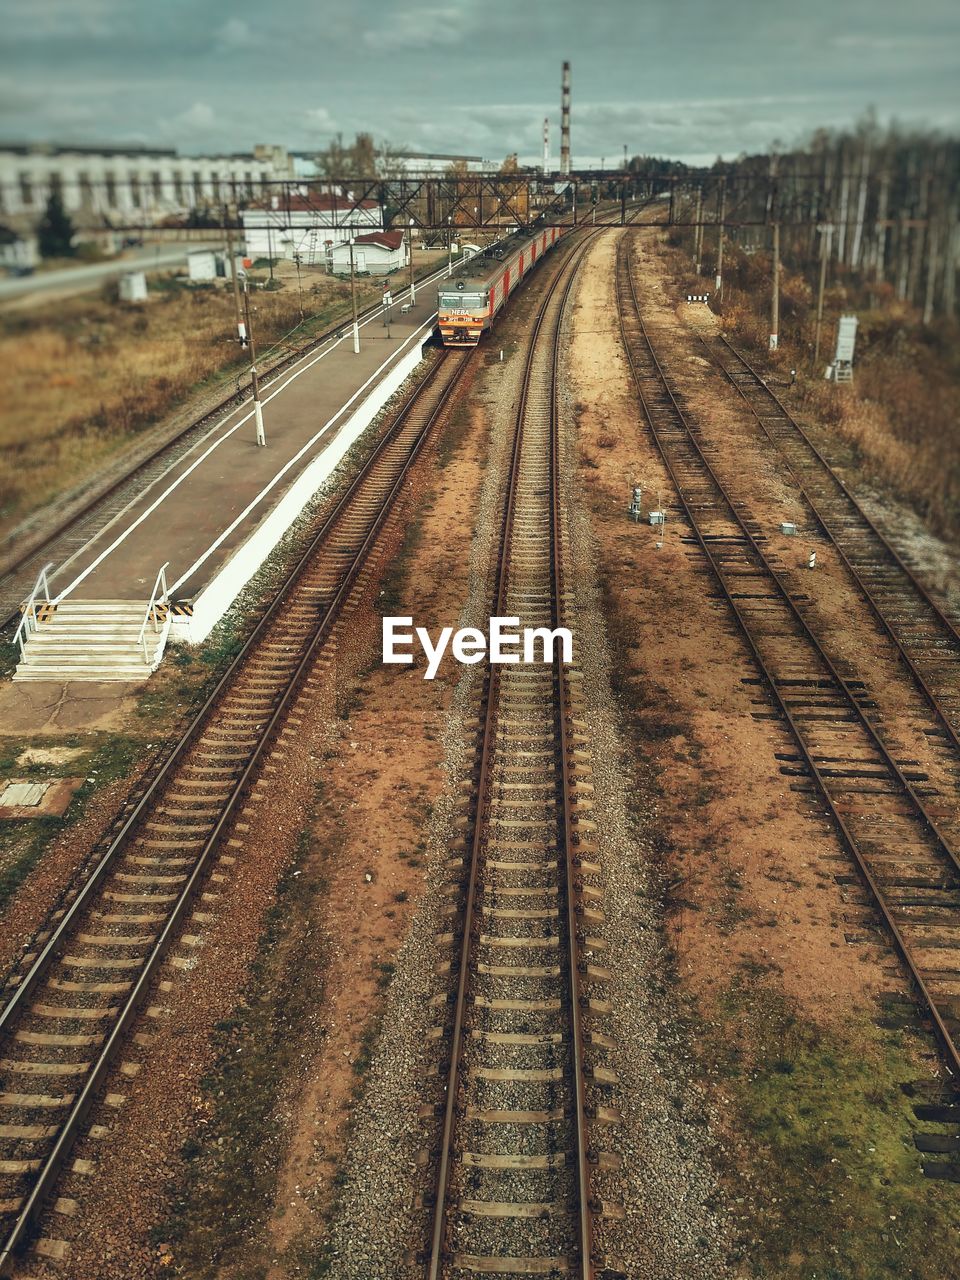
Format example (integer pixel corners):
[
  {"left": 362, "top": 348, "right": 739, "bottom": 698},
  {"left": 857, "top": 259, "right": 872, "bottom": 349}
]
[
  {"left": 0, "top": 0, "right": 122, "bottom": 39},
  {"left": 361, "top": 6, "right": 471, "bottom": 52},
  {"left": 305, "top": 106, "right": 337, "bottom": 131},
  {"left": 216, "top": 17, "right": 256, "bottom": 49},
  {"left": 175, "top": 101, "right": 216, "bottom": 132}
]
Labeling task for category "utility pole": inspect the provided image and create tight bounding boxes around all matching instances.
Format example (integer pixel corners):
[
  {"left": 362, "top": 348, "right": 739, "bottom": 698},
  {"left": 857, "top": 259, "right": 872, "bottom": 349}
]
[
  {"left": 813, "top": 222, "right": 833, "bottom": 368},
  {"left": 241, "top": 277, "right": 266, "bottom": 446},
  {"left": 693, "top": 186, "right": 703, "bottom": 273},
  {"left": 408, "top": 219, "right": 416, "bottom": 306},
  {"left": 769, "top": 220, "right": 780, "bottom": 351},
  {"left": 223, "top": 204, "right": 247, "bottom": 347},
  {"left": 715, "top": 179, "right": 726, "bottom": 300},
  {"left": 447, "top": 216, "right": 453, "bottom": 277},
  {"left": 348, "top": 237, "right": 360, "bottom": 354}
]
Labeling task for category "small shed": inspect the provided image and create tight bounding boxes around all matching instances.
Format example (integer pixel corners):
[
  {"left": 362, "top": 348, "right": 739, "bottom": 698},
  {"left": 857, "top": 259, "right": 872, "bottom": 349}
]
[
  {"left": 188, "top": 249, "right": 223, "bottom": 281},
  {"left": 328, "top": 231, "right": 408, "bottom": 276},
  {"left": 119, "top": 271, "right": 148, "bottom": 302}
]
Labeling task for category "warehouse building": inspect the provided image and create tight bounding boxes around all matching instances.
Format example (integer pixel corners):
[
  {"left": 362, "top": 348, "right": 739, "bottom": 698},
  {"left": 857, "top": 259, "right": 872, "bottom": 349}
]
[{"left": 0, "top": 142, "right": 295, "bottom": 232}]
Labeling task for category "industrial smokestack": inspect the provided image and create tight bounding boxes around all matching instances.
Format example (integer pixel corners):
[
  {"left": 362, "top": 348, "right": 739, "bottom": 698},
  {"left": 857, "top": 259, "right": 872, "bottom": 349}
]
[
  {"left": 560, "top": 61, "right": 571, "bottom": 175},
  {"left": 542, "top": 117, "right": 550, "bottom": 172}
]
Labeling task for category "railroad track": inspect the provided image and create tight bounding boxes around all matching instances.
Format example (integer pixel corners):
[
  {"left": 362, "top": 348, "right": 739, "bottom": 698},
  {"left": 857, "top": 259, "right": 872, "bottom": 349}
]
[
  {"left": 0, "top": 346, "right": 471, "bottom": 1275},
  {"left": 698, "top": 331, "right": 960, "bottom": 749},
  {"left": 615, "top": 237, "right": 960, "bottom": 1090},
  {"left": 420, "top": 231, "right": 623, "bottom": 1278}
]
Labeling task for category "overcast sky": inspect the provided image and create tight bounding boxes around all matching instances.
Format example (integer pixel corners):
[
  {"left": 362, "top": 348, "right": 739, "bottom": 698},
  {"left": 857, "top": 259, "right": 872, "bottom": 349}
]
[{"left": 1, "top": 0, "right": 957, "bottom": 165}]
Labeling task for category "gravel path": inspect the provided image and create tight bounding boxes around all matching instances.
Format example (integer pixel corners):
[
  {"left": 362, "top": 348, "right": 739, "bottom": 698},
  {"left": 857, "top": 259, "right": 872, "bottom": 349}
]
[
  {"left": 557, "top": 243, "right": 731, "bottom": 1278},
  {"left": 320, "top": 304, "right": 523, "bottom": 1279},
  {"left": 321, "top": 243, "right": 732, "bottom": 1277}
]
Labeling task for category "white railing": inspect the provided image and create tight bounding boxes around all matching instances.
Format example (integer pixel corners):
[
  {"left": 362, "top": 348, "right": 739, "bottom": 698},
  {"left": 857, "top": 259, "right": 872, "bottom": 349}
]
[
  {"left": 137, "top": 561, "right": 170, "bottom": 663},
  {"left": 13, "top": 564, "right": 53, "bottom": 659}
]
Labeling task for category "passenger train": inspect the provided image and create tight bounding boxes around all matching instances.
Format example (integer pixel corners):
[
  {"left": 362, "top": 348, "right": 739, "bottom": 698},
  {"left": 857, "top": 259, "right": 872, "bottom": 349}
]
[{"left": 436, "top": 224, "right": 564, "bottom": 346}]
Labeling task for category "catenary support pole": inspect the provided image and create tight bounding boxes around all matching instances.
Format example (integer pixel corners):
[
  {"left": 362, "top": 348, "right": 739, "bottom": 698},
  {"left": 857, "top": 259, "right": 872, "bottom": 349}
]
[
  {"left": 408, "top": 220, "right": 416, "bottom": 305},
  {"left": 715, "top": 179, "right": 726, "bottom": 301},
  {"left": 223, "top": 205, "right": 247, "bottom": 347},
  {"left": 813, "top": 223, "right": 832, "bottom": 368},
  {"left": 348, "top": 238, "right": 360, "bottom": 354},
  {"left": 241, "top": 279, "right": 266, "bottom": 446},
  {"left": 769, "top": 220, "right": 780, "bottom": 351}
]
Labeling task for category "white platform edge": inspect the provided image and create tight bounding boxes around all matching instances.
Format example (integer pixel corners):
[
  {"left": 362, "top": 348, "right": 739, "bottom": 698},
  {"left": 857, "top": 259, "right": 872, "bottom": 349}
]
[{"left": 170, "top": 334, "right": 430, "bottom": 646}]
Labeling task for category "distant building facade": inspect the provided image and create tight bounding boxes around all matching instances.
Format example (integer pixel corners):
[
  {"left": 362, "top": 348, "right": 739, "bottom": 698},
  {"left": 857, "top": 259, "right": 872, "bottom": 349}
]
[
  {"left": 389, "top": 151, "right": 489, "bottom": 174},
  {"left": 240, "top": 193, "right": 383, "bottom": 262},
  {"left": 0, "top": 143, "right": 296, "bottom": 233}
]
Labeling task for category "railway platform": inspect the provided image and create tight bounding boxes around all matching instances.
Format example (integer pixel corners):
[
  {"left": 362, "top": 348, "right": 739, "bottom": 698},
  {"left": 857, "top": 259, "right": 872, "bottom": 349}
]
[{"left": 12, "top": 277, "right": 441, "bottom": 682}]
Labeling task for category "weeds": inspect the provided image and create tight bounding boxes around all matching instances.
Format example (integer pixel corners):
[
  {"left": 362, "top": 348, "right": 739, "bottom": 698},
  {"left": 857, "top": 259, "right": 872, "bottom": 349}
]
[
  {"left": 707, "top": 971, "right": 960, "bottom": 1279},
  {"left": 0, "top": 272, "right": 391, "bottom": 536}
]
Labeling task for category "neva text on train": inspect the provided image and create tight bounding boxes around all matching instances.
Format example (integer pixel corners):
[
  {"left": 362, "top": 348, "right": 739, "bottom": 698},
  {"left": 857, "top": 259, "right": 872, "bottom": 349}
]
[{"left": 383, "top": 617, "right": 574, "bottom": 681}]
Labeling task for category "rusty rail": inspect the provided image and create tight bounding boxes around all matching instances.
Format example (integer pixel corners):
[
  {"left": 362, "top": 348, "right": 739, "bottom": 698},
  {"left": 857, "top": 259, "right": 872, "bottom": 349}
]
[
  {"left": 426, "top": 229, "right": 602, "bottom": 1278},
  {"left": 615, "top": 235, "right": 960, "bottom": 1082},
  {"left": 0, "top": 348, "right": 470, "bottom": 1277}
]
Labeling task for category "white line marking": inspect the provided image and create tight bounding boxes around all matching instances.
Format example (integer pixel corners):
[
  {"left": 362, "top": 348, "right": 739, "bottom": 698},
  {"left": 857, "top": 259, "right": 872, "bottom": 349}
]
[
  {"left": 52, "top": 283, "right": 445, "bottom": 604},
  {"left": 169, "top": 316, "right": 437, "bottom": 595},
  {"left": 39, "top": 263, "right": 451, "bottom": 601}
]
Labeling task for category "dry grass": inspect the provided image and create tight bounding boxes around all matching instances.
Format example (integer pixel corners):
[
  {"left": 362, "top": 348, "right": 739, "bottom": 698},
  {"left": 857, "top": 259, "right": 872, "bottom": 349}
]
[
  {"left": 672, "top": 233, "right": 960, "bottom": 541},
  {"left": 0, "top": 272, "right": 384, "bottom": 541}
]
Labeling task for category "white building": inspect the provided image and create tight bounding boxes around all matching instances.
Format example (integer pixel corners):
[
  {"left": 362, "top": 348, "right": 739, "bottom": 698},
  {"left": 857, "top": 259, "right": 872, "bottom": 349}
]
[
  {"left": 0, "top": 142, "right": 295, "bottom": 232},
  {"left": 0, "top": 224, "right": 37, "bottom": 272},
  {"left": 328, "top": 231, "right": 408, "bottom": 276},
  {"left": 389, "top": 151, "right": 489, "bottom": 174},
  {"left": 240, "top": 193, "right": 383, "bottom": 263}
]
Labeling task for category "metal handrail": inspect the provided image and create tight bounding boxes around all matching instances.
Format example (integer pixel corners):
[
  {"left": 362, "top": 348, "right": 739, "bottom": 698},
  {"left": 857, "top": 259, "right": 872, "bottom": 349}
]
[
  {"left": 137, "top": 561, "right": 169, "bottom": 662},
  {"left": 12, "top": 563, "right": 53, "bottom": 659}
]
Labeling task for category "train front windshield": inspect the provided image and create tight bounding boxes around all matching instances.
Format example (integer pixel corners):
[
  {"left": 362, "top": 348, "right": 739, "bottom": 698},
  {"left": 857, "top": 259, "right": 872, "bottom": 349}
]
[{"left": 439, "top": 292, "right": 485, "bottom": 311}]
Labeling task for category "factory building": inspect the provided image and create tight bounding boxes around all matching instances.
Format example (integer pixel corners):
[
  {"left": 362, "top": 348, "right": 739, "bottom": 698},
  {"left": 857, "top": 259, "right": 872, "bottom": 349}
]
[{"left": 0, "top": 142, "right": 295, "bottom": 232}]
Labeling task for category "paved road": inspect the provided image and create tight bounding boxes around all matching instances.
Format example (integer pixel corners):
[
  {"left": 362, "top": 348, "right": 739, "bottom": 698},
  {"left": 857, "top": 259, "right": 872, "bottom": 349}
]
[{"left": 0, "top": 241, "right": 222, "bottom": 307}]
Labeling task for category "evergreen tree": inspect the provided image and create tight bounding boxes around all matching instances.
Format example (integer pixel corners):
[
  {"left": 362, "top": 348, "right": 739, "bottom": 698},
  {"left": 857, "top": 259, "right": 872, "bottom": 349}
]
[{"left": 37, "top": 191, "right": 75, "bottom": 258}]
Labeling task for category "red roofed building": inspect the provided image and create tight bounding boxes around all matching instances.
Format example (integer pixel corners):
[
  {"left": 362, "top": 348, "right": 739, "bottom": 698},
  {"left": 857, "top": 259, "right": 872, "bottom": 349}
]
[
  {"left": 328, "top": 229, "right": 409, "bottom": 276},
  {"left": 240, "top": 189, "right": 384, "bottom": 262}
]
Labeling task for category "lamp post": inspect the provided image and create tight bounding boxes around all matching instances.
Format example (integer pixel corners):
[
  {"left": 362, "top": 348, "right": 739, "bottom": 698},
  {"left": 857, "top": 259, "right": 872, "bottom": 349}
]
[
  {"left": 447, "top": 215, "right": 453, "bottom": 277},
  {"left": 408, "top": 218, "right": 416, "bottom": 306},
  {"left": 241, "top": 274, "right": 266, "bottom": 446},
  {"left": 348, "top": 236, "right": 360, "bottom": 354}
]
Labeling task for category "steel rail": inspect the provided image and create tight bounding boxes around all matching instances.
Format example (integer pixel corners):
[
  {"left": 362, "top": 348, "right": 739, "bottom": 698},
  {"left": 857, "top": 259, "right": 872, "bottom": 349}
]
[
  {"left": 426, "top": 229, "right": 599, "bottom": 1279},
  {"left": 551, "top": 265, "right": 597, "bottom": 1277},
  {"left": 0, "top": 262, "right": 456, "bottom": 629},
  {"left": 0, "top": 348, "right": 471, "bottom": 1276},
  {"left": 615, "top": 237, "right": 960, "bottom": 1080},
  {"left": 699, "top": 331, "right": 960, "bottom": 752}
]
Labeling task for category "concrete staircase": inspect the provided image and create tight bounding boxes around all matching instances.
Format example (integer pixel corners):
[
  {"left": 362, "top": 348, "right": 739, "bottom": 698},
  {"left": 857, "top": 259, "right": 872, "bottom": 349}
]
[{"left": 13, "top": 600, "right": 170, "bottom": 682}]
